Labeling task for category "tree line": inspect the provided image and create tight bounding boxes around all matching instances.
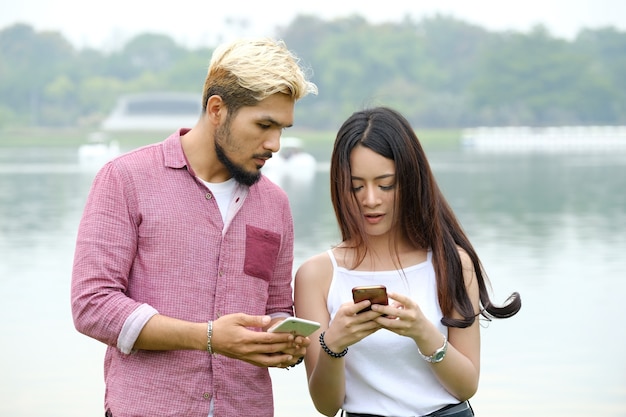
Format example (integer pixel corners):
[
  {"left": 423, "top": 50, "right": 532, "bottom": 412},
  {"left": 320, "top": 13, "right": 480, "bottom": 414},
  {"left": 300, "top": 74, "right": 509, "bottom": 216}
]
[{"left": 1, "top": 14, "right": 625, "bottom": 131}]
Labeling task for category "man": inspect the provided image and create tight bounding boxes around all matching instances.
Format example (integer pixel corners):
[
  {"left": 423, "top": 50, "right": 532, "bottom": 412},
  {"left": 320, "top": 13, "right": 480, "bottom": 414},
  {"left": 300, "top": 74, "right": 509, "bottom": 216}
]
[{"left": 71, "top": 38, "right": 318, "bottom": 417}]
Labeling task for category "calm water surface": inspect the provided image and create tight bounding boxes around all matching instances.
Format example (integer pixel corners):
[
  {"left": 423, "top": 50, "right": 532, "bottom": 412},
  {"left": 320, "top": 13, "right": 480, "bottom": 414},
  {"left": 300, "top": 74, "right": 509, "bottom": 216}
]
[{"left": 1, "top": 142, "right": 625, "bottom": 417}]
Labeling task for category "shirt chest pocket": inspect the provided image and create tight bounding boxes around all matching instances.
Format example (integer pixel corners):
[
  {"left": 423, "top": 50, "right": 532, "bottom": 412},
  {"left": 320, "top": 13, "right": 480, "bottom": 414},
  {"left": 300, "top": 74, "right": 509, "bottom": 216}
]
[{"left": 244, "top": 225, "right": 281, "bottom": 282}]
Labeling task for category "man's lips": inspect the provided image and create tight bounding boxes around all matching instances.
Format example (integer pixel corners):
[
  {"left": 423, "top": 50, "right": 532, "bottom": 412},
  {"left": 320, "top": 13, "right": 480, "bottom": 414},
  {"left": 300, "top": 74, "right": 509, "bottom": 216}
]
[{"left": 255, "top": 154, "right": 272, "bottom": 167}]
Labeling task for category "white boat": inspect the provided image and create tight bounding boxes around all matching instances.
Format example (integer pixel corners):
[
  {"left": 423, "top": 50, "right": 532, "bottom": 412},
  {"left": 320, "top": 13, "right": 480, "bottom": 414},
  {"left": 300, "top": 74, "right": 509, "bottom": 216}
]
[
  {"left": 78, "top": 131, "right": 121, "bottom": 170},
  {"left": 263, "top": 137, "right": 317, "bottom": 188},
  {"left": 79, "top": 92, "right": 202, "bottom": 171}
]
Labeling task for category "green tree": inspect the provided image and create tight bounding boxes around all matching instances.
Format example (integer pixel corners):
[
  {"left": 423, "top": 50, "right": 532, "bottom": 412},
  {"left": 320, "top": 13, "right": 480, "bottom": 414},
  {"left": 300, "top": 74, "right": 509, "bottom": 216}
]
[
  {"left": 2, "top": 18, "right": 626, "bottom": 130},
  {"left": 575, "top": 28, "right": 626, "bottom": 123},
  {"left": 0, "top": 23, "right": 76, "bottom": 126}
]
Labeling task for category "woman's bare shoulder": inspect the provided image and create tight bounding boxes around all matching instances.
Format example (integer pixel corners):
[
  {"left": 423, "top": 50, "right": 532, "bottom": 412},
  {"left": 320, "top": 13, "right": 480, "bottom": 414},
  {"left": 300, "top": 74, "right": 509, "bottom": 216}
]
[{"left": 296, "top": 250, "right": 334, "bottom": 281}]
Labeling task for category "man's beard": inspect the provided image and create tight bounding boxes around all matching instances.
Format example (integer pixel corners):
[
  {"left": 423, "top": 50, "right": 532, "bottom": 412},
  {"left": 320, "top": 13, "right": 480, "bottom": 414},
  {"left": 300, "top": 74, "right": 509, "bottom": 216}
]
[{"left": 214, "top": 126, "right": 262, "bottom": 187}]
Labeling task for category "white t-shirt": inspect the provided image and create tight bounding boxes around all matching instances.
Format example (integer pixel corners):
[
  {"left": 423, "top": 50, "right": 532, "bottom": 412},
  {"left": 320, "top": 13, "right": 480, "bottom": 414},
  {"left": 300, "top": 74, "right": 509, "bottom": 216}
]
[{"left": 199, "top": 177, "right": 237, "bottom": 223}]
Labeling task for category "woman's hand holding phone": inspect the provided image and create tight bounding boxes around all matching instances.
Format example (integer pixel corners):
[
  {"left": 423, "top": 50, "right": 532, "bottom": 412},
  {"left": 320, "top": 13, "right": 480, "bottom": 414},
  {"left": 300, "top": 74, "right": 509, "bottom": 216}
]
[{"left": 352, "top": 285, "right": 389, "bottom": 315}]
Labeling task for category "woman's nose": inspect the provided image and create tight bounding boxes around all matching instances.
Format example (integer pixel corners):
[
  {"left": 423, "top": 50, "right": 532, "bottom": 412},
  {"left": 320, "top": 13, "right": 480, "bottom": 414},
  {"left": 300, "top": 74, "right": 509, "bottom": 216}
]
[{"left": 362, "top": 186, "right": 380, "bottom": 207}]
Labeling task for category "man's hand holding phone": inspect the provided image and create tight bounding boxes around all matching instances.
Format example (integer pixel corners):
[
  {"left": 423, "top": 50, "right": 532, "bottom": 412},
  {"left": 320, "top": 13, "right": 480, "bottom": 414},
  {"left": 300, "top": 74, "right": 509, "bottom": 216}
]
[{"left": 266, "top": 317, "right": 320, "bottom": 368}]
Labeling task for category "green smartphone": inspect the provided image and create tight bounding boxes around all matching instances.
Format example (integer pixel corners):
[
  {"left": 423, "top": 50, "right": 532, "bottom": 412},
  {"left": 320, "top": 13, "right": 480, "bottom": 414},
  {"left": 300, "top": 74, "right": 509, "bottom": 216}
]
[{"left": 267, "top": 317, "right": 321, "bottom": 336}]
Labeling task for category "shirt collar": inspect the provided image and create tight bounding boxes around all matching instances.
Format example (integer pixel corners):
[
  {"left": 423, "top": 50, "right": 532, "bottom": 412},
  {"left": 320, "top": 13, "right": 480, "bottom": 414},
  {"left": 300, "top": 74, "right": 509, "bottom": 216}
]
[{"left": 163, "top": 128, "right": 192, "bottom": 171}]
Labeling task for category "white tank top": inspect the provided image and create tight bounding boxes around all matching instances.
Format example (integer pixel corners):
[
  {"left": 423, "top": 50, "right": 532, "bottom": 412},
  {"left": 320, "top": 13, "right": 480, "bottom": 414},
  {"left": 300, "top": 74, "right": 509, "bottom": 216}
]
[{"left": 326, "top": 249, "right": 458, "bottom": 416}]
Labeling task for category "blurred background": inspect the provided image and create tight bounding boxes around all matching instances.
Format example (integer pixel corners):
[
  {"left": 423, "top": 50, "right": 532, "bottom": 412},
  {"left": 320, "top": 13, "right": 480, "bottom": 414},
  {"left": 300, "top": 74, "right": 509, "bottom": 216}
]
[
  {"left": 1, "top": 1, "right": 625, "bottom": 416},
  {"left": 1, "top": 0, "right": 626, "bottom": 132}
]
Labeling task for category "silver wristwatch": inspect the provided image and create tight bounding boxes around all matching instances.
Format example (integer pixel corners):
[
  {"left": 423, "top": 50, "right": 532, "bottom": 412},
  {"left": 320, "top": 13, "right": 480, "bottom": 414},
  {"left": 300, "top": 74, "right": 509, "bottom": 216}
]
[{"left": 418, "top": 335, "right": 448, "bottom": 363}]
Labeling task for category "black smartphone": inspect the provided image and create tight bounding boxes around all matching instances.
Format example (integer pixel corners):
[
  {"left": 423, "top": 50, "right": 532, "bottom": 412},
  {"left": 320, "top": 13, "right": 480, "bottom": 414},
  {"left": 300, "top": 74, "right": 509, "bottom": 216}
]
[{"left": 352, "top": 285, "right": 388, "bottom": 313}]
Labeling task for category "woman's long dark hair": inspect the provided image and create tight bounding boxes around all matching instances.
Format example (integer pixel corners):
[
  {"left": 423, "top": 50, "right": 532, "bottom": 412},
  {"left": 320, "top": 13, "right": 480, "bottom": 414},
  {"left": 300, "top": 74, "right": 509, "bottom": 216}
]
[{"left": 330, "top": 107, "right": 521, "bottom": 327}]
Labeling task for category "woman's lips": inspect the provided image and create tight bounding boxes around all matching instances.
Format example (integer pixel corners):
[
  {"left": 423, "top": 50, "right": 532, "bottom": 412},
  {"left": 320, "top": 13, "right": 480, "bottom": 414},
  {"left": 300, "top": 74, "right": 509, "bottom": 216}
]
[{"left": 364, "top": 213, "right": 384, "bottom": 224}]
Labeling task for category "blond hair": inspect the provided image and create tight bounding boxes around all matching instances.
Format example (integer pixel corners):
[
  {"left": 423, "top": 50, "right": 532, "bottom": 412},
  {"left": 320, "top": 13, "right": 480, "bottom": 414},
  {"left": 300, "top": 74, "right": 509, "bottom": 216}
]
[{"left": 202, "top": 37, "right": 317, "bottom": 111}]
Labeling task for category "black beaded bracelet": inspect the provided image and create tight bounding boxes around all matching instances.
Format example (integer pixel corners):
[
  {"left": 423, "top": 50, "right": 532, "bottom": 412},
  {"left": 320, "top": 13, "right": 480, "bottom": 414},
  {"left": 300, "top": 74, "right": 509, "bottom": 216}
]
[
  {"left": 286, "top": 356, "right": 304, "bottom": 370},
  {"left": 319, "top": 331, "right": 348, "bottom": 358}
]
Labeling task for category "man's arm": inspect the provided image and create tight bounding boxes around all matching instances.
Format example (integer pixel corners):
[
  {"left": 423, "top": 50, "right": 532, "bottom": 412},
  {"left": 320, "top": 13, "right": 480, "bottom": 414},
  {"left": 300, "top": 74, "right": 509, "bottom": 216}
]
[{"left": 134, "top": 313, "right": 306, "bottom": 368}]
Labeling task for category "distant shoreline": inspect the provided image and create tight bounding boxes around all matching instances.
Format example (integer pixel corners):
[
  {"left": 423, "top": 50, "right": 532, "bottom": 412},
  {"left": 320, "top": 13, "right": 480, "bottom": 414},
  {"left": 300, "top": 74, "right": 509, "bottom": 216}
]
[{"left": 0, "top": 127, "right": 461, "bottom": 150}]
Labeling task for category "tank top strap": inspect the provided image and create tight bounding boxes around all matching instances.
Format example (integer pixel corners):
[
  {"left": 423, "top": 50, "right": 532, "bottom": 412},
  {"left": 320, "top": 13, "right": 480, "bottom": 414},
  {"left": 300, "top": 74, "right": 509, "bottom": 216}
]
[
  {"left": 326, "top": 248, "right": 339, "bottom": 270},
  {"left": 427, "top": 249, "right": 433, "bottom": 263}
]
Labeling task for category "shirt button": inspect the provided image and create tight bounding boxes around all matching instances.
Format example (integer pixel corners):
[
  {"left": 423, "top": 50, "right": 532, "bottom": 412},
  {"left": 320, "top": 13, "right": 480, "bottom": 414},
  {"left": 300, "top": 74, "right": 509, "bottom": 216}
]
[
  {"left": 205, "top": 192, "right": 212, "bottom": 200},
  {"left": 203, "top": 392, "right": 211, "bottom": 399}
]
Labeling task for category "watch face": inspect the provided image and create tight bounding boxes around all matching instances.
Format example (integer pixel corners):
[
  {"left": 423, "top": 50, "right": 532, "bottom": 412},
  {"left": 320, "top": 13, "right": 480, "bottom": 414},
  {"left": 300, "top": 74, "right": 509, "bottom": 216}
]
[{"left": 433, "top": 350, "right": 446, "bottom": 362}]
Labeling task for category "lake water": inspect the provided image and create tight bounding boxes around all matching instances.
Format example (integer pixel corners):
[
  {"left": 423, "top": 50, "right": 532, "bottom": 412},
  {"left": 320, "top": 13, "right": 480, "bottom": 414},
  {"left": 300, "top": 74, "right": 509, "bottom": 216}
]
[{"left": 1, "top": 140, "right": 625, "bottom": 417}]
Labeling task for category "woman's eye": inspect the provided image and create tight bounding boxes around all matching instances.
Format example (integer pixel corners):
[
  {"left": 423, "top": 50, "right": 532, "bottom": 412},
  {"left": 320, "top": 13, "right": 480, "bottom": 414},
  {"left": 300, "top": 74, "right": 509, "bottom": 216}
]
[{"left": 380, "top": 185, "right": 395, "bottom": 191}]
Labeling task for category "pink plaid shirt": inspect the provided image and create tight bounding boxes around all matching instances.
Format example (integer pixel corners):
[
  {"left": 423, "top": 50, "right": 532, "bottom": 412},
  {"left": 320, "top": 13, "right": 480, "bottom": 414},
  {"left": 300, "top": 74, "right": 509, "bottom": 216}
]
[{"left": 71, "top": 130, "right": 295, "bottom": 417}]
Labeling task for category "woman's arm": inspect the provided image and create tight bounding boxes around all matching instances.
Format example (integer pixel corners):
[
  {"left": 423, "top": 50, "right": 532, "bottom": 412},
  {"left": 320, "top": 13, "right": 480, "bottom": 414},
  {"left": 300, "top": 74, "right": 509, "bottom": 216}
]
[
  {"left": 294, "top": 253, "right": 345, "bottom": 416},
  {"left": 295, "top": 251, "right": 384, "bottom": 416}
]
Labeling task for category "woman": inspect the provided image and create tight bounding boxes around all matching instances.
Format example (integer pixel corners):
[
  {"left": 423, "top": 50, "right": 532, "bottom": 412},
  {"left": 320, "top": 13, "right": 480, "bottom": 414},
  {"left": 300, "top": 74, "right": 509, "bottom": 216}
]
[{"left": 294, "top": 107, "right": 521, "bottom": 417}]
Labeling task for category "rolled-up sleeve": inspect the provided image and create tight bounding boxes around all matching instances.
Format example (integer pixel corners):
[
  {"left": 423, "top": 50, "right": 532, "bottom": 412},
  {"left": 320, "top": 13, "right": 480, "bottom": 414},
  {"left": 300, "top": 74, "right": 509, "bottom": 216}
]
[{"left": 117, "top": 303, "right": 159, "bottom": 354}]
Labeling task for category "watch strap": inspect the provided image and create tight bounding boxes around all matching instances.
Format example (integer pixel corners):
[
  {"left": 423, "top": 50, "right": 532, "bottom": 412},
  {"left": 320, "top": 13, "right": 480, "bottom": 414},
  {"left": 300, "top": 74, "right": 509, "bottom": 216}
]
[{"left": 418, "top": 335, "right": 448, "bottom": 363}]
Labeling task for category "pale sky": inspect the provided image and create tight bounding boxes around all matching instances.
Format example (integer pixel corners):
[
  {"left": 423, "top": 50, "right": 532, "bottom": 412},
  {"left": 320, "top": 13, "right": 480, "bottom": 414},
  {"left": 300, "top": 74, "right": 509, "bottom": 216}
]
[{"left": 2, "top": 0, "right": 625, "bottom": 50}]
